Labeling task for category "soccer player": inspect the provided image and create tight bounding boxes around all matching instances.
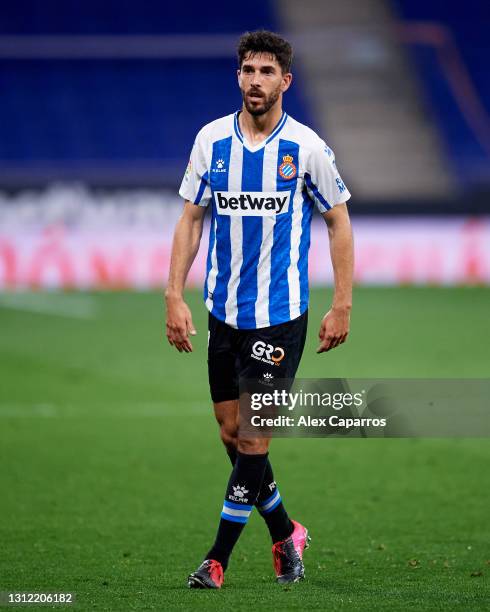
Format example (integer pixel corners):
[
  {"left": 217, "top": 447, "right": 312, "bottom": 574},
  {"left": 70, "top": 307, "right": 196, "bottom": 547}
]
[{"left": 165, "top": 30, "right": 353, "bottom": 588}]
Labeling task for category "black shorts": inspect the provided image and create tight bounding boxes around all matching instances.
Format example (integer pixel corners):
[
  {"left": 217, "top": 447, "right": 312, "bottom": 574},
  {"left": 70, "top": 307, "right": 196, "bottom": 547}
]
[{"left": 208, "top": 310, "right": 308, "bottom": 403}]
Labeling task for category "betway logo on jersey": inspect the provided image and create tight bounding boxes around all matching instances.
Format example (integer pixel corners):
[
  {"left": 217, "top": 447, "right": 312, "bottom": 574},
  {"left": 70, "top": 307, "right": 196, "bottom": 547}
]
[{"left": 215, "top": 191, "right": 290, "bottom": 217}]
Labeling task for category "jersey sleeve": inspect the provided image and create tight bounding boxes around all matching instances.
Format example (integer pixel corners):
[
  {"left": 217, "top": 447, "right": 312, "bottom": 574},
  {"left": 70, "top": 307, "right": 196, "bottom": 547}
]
[
  {"left": 178, "top": 128, "right": 211, "bottom": 207},
  {"left": 305, "top": 141, "right": 351, "bottom": 213}
]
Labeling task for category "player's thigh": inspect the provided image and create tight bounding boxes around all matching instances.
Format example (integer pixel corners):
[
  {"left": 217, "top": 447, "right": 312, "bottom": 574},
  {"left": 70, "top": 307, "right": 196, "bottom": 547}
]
[{"left": 207, "top": 313, "right": 239, "bottom": 403}]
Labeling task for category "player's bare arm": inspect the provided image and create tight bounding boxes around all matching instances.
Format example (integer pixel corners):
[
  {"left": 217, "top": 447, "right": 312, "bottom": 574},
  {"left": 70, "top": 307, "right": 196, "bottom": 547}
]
[
  {"left": 165, "top": 201, "right": 206, "bottom": 353},
  {"left": 317, "top": 203, "right": 353, "bottom": 353}
]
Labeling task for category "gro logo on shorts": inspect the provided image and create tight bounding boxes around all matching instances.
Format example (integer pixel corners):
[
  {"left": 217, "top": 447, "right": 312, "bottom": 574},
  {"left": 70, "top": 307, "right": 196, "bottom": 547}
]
[{"left": 251, "top": 340, "right": 285, "bottom": 365}]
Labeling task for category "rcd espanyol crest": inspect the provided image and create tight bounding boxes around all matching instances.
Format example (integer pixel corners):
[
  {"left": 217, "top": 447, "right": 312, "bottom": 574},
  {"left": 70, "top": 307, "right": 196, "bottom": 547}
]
[
  {"left": 279, "top": 155, "right": 296, "bottom": 180},
  {"left": 278, "top": 154, "right": 297, "bottom": 180}
]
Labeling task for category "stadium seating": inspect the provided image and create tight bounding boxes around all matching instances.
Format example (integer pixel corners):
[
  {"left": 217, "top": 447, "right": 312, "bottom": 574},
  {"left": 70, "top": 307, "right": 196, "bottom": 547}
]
[
  {"left": 0, "top": 1, "right": 311, "bottom": 178},
  {"left": 394, "top": 0, "right": 490, "bottom": 188}
]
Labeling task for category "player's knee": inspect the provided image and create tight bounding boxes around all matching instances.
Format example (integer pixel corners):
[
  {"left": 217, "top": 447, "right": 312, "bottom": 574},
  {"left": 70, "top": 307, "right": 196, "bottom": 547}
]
[
  {"left": 237, "top": 437, "right": 270, "bottom": 455},
  {"left": 219, "top": 423, "right": 237, "bottom": 450}
]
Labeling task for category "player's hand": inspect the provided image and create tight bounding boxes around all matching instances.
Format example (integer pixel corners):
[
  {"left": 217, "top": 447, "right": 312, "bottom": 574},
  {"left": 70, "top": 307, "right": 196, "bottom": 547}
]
[
  {"left": 165, "top": 294, "right": 197, "bottom": 353},
  {"left": 317, "top": 306, "right": 350, "bottom": 353}
]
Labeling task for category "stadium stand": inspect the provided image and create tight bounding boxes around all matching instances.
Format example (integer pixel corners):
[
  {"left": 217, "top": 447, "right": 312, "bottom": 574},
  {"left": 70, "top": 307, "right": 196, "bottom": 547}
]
[
  {"left": 394, "top": 0, "right": 490, "bottom": 191},
  {"left": 0, "top": 0, "right": 488, "bottom": 208},
  {"left": 0, "top": 1, "right": 311, "bottom": 185}
]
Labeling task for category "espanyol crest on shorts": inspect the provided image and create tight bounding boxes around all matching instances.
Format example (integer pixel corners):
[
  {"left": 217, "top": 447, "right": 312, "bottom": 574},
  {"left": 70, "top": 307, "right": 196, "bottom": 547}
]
[{"left": 278, "top": 154, "right": 297, "bottom": 180}]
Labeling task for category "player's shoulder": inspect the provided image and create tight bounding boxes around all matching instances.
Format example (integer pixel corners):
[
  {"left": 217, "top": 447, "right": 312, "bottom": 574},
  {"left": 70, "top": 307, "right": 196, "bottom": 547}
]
[
  {"left": 194, "top": 113, "right": 235, "bottom": 145},
  {"left": 285, "top": 115, "right": 332, "bottom": 155}
]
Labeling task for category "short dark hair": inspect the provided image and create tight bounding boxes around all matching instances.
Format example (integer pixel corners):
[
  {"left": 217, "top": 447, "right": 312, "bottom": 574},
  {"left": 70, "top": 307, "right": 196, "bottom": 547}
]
[{"left": 237, "top": 30, "right": 293, "bottom": 74}]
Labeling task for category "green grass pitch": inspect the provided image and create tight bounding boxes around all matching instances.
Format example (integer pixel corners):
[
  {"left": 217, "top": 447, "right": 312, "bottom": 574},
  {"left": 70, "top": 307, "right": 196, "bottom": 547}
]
[{"left": 0, "top": 287, "right": 488, "bottom": 610}]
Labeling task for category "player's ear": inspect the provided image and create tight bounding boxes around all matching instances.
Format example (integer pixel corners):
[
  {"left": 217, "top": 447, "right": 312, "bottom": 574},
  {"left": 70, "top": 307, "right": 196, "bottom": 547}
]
[{"left": 281, "top": 72, "right": 293, "bottom": 93}]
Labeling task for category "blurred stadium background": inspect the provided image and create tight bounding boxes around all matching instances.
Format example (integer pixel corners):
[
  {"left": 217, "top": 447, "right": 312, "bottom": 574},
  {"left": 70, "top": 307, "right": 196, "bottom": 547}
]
[
  {"left": 0, "top": 0, "right": 489, "bottom": 289},
  {"left": 1, "top": 1, "right": 489, "bottom": 609}
]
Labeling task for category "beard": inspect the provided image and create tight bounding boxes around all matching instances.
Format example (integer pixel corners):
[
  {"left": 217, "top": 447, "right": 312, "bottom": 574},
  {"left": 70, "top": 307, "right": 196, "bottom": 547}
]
[{"left": 242, "top": 85, "right": 282, "bottom": 116}]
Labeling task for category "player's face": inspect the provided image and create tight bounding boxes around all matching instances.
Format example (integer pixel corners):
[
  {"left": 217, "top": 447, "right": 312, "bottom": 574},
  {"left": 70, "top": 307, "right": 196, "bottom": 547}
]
[{"left": 238, "top": 53, "right": 292, "bottom": 116}]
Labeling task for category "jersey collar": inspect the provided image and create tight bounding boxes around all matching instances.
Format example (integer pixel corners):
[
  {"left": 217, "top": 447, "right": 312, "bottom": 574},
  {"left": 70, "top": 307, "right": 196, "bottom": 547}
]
[{"left": 234, "top": 110, "right": 288, "bottom": 152}]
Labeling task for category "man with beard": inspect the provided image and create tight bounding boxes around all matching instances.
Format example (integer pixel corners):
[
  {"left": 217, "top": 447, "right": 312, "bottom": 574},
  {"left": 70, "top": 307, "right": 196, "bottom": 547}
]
[{"left": 166, "top": 30, "right": 353, "bottom": 588}]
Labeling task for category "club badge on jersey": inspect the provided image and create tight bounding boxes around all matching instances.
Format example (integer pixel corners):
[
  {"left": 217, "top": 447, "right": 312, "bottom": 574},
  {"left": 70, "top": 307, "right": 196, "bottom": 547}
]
[{"left": 278, "top": 154, "right": 297, "bottom": 180}]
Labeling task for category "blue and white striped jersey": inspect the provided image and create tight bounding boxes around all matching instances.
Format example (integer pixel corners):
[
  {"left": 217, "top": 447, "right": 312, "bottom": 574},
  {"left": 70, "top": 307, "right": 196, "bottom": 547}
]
[{"left": 179, "top": 111, "right": 351, "bottom": 330}]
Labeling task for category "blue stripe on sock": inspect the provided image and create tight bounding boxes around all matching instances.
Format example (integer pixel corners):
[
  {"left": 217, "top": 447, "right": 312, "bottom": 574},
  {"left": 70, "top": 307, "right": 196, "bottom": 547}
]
[
  {"left": 220, "top": 511, "right": 249, "bottom": 523},
  {"left": 260, "top": 495, "right": 282, "bottom": 514},
  {"left": 259, "top": 490, "right": 279, "bottom": 507},
  {"left": 223, "top": 500, "right": 253, "bottom": 511}
]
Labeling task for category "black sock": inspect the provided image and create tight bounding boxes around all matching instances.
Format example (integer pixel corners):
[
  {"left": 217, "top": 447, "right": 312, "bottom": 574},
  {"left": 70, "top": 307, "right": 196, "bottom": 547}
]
[
  {"left": 225, "top": 448, "right": 293, "bottom": 544},
  {"left": 206, "top": 451, "right": 268, "bottom": 570},
  {"left": 226, "top": 447, "right": 237, "bottom": 466},
  {"left": 256, "top": 460, "right": 294, "bottom": 543}
]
